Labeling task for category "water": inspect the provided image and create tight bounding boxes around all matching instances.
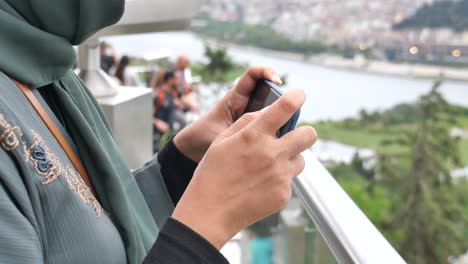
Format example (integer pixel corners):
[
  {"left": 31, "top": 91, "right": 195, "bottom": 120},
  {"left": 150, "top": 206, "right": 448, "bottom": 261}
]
[{"left": 104, "top": 31, "right": 468, "bottom": 122}]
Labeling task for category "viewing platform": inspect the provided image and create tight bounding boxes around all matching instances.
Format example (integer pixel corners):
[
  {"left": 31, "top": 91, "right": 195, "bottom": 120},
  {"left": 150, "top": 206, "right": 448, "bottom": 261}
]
[{"left": 77, "top": 1, "right": 412, "bottom": 263}]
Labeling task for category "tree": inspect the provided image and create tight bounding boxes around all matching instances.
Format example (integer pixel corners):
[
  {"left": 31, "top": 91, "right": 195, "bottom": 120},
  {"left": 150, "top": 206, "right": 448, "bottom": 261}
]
[
  {"left": 394, "top": 0, "right": 468, "bottom": 31},
  {"left": 200, "top": 43, "right": 236, "bottom": 83},
  {"left": 358, "top": 109, "right": 381, "bottom": 124},
  {"left": 381, "top": 81, "right": 467, "bottom": 264},
  {"left": 330, "top": 160, "right": 399, "bottom": 246}
]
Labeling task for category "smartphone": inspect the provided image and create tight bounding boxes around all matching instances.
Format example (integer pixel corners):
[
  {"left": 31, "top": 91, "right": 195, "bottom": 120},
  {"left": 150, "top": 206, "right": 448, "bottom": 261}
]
[{"left": 244, "top": 79, "right": 301, "bottom": 137}]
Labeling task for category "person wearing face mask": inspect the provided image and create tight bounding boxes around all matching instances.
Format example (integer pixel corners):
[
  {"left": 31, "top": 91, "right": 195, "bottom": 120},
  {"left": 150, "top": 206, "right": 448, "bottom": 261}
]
[
  {"left": 100, "top": 41, "right": 119, "bottom": 74},
  {"left": 0, "top": 1, "right": 317, "bottom": 264}
]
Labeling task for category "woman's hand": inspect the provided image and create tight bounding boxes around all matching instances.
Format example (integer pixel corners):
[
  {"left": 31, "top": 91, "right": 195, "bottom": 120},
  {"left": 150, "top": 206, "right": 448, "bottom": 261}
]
[
  {"left": 174, "top": 66, "right": 283, "bottom": 162},
  {"left": 172, "top": 88, "right": 317, "bottom": 249}
]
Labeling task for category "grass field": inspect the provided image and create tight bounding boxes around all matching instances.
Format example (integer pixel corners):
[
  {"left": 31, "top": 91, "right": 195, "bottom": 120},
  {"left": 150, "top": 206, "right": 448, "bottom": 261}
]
[
  {"left": 191, "top": 62, "right": 246, "bottom": 84},
  {"left": 309, "top": 121, "right": 468, "bottom": 166}
]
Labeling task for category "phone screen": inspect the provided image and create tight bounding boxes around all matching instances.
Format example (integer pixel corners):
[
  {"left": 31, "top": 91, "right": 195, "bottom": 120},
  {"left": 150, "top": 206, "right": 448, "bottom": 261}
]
[{"left": 244, "top": 81, "right": 281, "bottom": 113}]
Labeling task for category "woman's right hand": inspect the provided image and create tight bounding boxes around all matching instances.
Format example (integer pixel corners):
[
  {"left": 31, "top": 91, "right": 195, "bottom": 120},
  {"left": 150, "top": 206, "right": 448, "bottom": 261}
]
[{"left": 172, "top": 88, "right": 317, "bottom": 249}]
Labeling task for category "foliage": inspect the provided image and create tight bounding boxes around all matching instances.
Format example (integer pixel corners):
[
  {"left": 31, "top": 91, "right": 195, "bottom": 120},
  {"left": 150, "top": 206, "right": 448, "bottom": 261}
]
[
  {"left": 343, "top": 180, "right": 399, "bottom": 242},
  {"left": 203, "top": 44, "right": 235, "bottom": 74},
  {"left": 452, "top": 178, "right": 468, "bottom": 241},
  {"left": 461, "top": 140, "right": 468, "bottom": 166},
  {"left": 380, "top": 104, "right": 419, "bottom": 126},
  {"left": 308, "top": 97, "right": 468, "bottom": 165},
  {"left": 394, "top": 0, "right": 468, "bottom": 31},
  {"left": 329, "top": 161, "right": 403, "bottom": 246},
  {"left": 192, "top": 13, "right": 333, "bottom": 56},
  {"left": 360, "top": 99, "right": 468, "bottom": 127},
  {"left": 358, "top": 109, "right": 382, "bottom": 124},
  {"left": 309, "top": 81, "right": 468, "bottom": 262},
  {"left": 192, "top": 43, "right": 246, "bottom": 84},
  {"left": 379, "top": 81, "right": 467, "bottom": 263}
]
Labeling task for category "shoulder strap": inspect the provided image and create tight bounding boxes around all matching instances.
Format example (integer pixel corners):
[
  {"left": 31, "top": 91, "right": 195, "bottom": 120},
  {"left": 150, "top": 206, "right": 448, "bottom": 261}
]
[{"left": 12, "top": 80, "right": 96, "bottom": 196}]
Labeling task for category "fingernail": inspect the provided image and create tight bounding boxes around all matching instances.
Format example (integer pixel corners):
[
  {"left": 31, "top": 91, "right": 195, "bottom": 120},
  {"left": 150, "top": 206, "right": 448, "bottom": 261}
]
[{"left": 272, "top": 75, "right": 283, "bottom": 85}]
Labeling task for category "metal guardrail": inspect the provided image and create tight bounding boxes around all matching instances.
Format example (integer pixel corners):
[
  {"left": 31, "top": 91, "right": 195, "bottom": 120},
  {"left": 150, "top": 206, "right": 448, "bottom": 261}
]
[{"left": 293, "top": 150, "right": 407, "bottom": 264}]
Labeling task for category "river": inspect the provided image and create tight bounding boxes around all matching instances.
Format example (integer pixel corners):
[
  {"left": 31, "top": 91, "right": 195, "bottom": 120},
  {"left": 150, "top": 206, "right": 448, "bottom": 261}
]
[{"left": 104, "top": 31, "right": 468, "bottom": 122}]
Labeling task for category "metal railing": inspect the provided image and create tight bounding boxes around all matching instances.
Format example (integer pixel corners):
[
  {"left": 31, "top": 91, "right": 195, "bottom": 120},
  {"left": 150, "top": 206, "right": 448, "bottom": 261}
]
[{"left": 292, "top": 150, "right": 407, "bottom": 264}]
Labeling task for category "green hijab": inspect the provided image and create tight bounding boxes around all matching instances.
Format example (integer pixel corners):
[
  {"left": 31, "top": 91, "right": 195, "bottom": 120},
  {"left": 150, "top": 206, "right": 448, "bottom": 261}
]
[{"left": 0, "top": 1, "right": 160, "bottom": 263}]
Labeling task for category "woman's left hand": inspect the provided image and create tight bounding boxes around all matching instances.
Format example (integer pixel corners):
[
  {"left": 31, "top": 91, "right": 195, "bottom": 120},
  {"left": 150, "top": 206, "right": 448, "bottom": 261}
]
[{"left": 174, "top": 66, "right": 283, "bottom": 162}]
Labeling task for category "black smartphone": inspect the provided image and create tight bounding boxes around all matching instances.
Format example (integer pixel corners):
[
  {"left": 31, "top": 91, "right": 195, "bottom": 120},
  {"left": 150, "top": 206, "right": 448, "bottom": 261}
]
[{"left": 244, "top": 79, "right": 301, "bottom": 137}]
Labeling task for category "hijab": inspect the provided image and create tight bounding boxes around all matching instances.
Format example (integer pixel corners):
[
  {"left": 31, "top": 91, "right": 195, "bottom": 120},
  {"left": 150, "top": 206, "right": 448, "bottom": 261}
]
[{"left": 0, "top": 1, "right": 161, "bottom": 263}]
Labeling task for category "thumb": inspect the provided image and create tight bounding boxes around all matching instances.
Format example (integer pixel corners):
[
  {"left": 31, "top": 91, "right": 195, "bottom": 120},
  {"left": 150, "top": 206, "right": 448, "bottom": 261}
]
[{"left": 216, "top": 111, "right": 262, "bottom": 142}]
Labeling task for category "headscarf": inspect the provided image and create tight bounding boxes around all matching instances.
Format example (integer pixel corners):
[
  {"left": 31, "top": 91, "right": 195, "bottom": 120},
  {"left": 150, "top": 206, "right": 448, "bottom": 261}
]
[{"left": 0, "top": 1, "right": 160, "bottom": 263}]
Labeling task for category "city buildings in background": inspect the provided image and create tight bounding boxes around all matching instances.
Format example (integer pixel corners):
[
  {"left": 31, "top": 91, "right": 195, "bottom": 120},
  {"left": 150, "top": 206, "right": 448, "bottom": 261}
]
[{"left": 200, "top": 0, "right": 468, "bottom": 63}]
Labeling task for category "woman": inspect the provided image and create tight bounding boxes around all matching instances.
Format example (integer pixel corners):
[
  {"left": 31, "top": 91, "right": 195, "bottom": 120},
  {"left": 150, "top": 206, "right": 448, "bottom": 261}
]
[
  {"left": 0, "top": 1, "right": 316, "bottom": 263},
  {"left": 114, "top": 55, "right": 140, "bottom": 86}
]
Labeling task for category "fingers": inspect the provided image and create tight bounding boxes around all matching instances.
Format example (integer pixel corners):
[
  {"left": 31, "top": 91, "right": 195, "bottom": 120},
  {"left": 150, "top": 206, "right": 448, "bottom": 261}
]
[
  {"left": 280, "top": 126, "right": 318, "bottom": 158},
  {"left": 234, "top": 66, "right": 282, "bottom": 97},
  {"left": 289, "top": 154, "right": 306, "bottom": 178},
  {"left": 253, "top": 88, "right": 305, "bottom": 135},
  {"left": 217, "top": 111, "right": 262, "bottom": 140}
]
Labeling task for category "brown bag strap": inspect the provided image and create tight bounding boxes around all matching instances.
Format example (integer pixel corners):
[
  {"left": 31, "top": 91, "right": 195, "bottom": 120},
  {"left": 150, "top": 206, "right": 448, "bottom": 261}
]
[{"left": 13, "top": 80, "right": 96, "bottom": 196}]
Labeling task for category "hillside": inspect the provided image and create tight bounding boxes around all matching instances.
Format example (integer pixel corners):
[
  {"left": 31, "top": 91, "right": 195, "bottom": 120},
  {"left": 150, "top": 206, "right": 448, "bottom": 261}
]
[{"left": 394, "top": 0, "right": 468, "bottom": 31}]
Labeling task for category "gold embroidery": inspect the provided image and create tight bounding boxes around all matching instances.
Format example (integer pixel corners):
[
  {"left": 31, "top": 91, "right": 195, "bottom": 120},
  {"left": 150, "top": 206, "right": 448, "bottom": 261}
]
[
  {"left": 27, "top": 131, "right": 63, "bottom": 184},
  {"left": 0, "top": 114, "right": 22, "bottom": 151},
  {"left": 0, "top": 114, "right": 103, "bottom": 217},
  {"left": 64, "top": 165, "right": 103, "bottom": 217},
  {"left": 23, "top": 144, "right": 29, "bottom": 160},
  {"left": 28, "top": 131, "right": 103, "bottom": 217}
]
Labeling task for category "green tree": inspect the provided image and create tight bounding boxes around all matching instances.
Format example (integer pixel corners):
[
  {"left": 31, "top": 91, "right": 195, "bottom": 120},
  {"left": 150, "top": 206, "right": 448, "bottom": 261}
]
[
  {"left": 394, "top": 0, "right": 468, "bottom": 31},
  {"left": 330, "top": 160, "right": 399, "bottom": 246},
  {"left": 341, "top": 179, "right": 396, "bottom": 240},
  {"left": 192, "top": 43, "right": 247, "bottom": 86},
  {"left": 359, "top": 109, "right": 381, "bottom": 124},
  {"left": 382, "top": 81, "right": 467, "bottom": 264},
  {"left": 201, "top": 43, "right": 236, "bottom": 83}
]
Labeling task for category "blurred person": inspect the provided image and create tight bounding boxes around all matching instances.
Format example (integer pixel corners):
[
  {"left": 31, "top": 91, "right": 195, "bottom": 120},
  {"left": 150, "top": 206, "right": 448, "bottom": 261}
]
[
  {"left": 152, "top": 70, "right": 187, "bottom": 152},
  {"left": 181, "top": 82, "right": 200, "bottom": 113},
  {"left": 250, "top": 236, "right": 274, "bottom": 264},
  {"left": 175, "top": 54, "right": 192, "bottom": 86},
  {"left": 171, "top": 71, "right": 199, "bottom": 117},
  {"left": 172, "top": 70, "right": 184, "bottom": 98},
  {"left": 100, "top": 41, "right": 119, "bottom": 74},
  {"left": 168, "top": 70, "right": 189, "bottom": 132},
  {"left": 151, "top": 69, "right": 168, "bottom": 90},
  {"left": 0, "top": 1, "right": 317, "bottom": 264},
  {"left": 247, "top": 214, "right": 278, "bottom": 264},
  {"left": 173, "top": 56, "right": 200, "bottom": 115},
  {"left": 153, "top": 71, "right": 178, "bottom": 134},
  {"left": 114, "top": 55, "right": 140, "bottom": 86}
]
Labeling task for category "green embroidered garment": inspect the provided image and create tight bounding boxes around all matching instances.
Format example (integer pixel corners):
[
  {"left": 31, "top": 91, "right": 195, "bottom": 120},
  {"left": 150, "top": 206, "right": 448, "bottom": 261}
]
[{"left": 0, "top": 0, "right": 173, "bottom": 263}]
